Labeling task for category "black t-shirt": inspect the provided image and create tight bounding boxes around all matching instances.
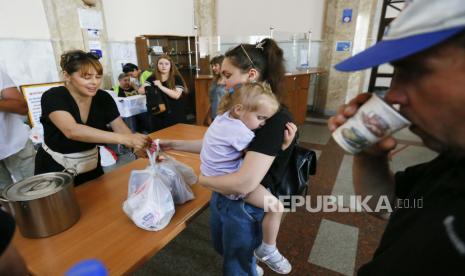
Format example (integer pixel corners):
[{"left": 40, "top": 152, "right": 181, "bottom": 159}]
[
  {"left": 358, "top": 154, "right": 465, "bottom": 275},
  {"left": 40, "top": 86, "right": 120, "bottom": 153},
  {"left": 35, "top": 87, "right": 119, "bottom": 185},
  {"left": 145, "top": 75, "right": 186, "bottom": 130},
  {"left": 248, "top": 108, "right": 294, "bottom": 191},
  {"left": 0, "top": 209, "right": 15, "bottom": 256}
]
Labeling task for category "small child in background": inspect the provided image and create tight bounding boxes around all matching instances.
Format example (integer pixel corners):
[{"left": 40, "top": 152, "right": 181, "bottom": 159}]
[
  {"left": 200, "top": 82, "right": 292, "bottom": 274},
  {"left": 208, "top": 55, "right": 226, "bottom": 121}
]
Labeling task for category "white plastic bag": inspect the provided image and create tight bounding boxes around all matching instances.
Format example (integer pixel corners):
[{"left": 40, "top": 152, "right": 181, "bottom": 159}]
[
  {"left": 158, "top": 157, "right": 196, "bottom": 204},
  {"left": 165, "top": 156, "right": 198, "bottom": 186},
  {"left": 154, "top": 140, "right": 197, "bottom": 204},
  {"left": 122, "top": 148, "right": 175, "bottom": 231}
]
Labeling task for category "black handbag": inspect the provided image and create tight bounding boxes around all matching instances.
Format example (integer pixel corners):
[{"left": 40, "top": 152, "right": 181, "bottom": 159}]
[
  {"left": 272, "top": 143, "right": 317, "bottom": 197},
  {"left": 145, "top": 85, "right": 167, "bottom": 115}
]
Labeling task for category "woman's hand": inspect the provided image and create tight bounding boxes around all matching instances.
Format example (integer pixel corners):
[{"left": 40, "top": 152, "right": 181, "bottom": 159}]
[
  {"left": 154, "top": 80, "right": 162, "bottom": 88},
  {"left": 282, "top": 122, "right": 297, "bottom": 150},
  {"left": 133, "top": 148, "right": 148, "bottom": 158},
  {"left": 122, "top": 133, "right": 151, "bottom": 152},
  {"left": 328, "top": 93, "right": 396, "bottom": 155}
]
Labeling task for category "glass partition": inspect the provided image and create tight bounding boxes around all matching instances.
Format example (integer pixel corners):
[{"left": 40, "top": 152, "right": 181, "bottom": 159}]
[
  {"left": 195, "top": 29, "right": 312, "bottom": 76},
  {"left": 273, "top": 31, "right": 313, "bottom": 72}
]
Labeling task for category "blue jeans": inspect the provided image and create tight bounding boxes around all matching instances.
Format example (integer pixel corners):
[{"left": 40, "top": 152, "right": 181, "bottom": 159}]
[{"left": 210, "top": 192, "right": 264, "bottom": 276}]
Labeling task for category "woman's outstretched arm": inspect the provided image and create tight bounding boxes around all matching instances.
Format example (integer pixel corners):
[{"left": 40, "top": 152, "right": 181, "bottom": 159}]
[{"left": 159, "top": 139, "right": 203, "bottom": 153}]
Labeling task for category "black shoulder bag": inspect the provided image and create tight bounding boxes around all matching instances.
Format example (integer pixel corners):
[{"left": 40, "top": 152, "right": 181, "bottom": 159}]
[
  {"left": 272, "top": 142, "right": 317, "bottom": 197},
  {"left": 145, "top": 85, "right": 167, "bottom": 115}
]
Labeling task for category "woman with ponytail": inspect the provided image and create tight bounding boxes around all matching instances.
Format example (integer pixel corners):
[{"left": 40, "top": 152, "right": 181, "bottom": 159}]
[{"left": 160, "top": 38, "right": 297, "bottom": 275}]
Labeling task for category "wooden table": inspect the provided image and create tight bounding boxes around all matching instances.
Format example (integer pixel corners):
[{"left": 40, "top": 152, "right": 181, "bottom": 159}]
[{"left": 13, "top": 124, "right": 209, "bottom": 275}]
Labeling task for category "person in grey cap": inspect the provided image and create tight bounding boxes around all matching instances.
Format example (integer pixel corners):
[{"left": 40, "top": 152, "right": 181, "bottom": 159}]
[{"left": 328, "top": 0, "right": 465, "bottom": 274}]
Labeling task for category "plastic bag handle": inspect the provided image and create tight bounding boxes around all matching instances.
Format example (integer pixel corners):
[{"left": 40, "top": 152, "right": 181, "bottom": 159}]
[{"left": 146, "top": 139, "right": 160, "bottom": 170}]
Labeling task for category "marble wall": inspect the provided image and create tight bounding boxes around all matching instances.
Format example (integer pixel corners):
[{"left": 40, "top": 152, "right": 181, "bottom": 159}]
[
  {"left": 317, "top": 0, "right": 381, "bottom": 115},
  {"left": 318, "top": 0, "right": 355, "bottom": 114},
  {"left": 41, "top": 0, "right": 113, "bottom": 88},
  {"left": 345, "top": 0, "right": 381, "bottom": 102},
  {"left": 194, "top": 0, "right": 217, "bottom": 37}
]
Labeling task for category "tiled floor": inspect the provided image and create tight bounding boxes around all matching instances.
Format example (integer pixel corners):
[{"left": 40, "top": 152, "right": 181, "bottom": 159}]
[
  {"left": 127, "top": 121, "right": 437, "bottom": 276},
  {"left": 309, "top": 219, "right": 359, "bottom": 275},
  {"left": 299, "top": 124, "right": 333, "bottom": 145}
]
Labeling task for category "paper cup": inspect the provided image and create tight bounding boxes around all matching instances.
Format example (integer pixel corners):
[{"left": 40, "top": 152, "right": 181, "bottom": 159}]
[{"left": 332, "top": 94, "right": 410, "bottom": 154}]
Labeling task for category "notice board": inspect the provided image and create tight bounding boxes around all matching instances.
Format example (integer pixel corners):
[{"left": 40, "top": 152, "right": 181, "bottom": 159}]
[{"left": 20, "top": 82, "right": 63, "bottom": 127}]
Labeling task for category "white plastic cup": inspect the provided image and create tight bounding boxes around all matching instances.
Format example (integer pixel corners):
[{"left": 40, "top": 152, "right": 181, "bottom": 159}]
[{"left": 332, "top": 94, "right": 410, "bottom": 154}]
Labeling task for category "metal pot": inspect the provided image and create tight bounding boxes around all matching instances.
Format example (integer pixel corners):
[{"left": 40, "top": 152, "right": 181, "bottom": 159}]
[{"left": 1, "top": 171, "right": 81, "bottom": 238}]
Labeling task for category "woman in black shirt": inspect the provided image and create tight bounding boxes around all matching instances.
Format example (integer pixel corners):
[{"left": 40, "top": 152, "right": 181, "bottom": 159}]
[
  {"left": 35, "top": 50, "right": 150, "bottom": 185},
  {"left": 160, "top": 39, "right": 297, "bottom": 275},
  {"left": 144, "top": 54, "right": 187, "bottom": 132}
]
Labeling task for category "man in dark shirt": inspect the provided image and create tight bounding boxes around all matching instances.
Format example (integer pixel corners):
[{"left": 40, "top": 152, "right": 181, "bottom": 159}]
[
  {"left": 0, "top": 209, "right": 28, "bottom": 275},
  {"left": 329, "top": 0, "right": 465, "bottom": 274}
]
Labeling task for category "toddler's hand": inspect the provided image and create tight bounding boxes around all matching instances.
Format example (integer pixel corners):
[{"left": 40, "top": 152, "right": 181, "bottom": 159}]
[{"left": 282, "top": 122, "right": 297, "bottom": 150}]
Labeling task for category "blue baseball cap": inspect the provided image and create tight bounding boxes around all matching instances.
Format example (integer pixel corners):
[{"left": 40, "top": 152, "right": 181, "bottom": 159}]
[{"left": 335, "top": 0, "right": 465, "bottom": 72}]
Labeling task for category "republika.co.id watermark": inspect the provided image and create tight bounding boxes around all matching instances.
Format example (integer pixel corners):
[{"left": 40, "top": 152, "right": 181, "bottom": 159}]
[{"left": 264, "top": 195, "right": 423, "bottom": 213}]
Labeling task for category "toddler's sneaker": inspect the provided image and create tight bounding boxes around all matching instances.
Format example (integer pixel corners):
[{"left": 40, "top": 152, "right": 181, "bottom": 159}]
[{"left": 254, "top": 248, "right": 292, "bottom": 274}]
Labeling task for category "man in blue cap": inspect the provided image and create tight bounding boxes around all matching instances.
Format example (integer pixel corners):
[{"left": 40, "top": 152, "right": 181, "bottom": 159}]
[{"left": 328, "top": 0, "right": 465, "bottom": 274}]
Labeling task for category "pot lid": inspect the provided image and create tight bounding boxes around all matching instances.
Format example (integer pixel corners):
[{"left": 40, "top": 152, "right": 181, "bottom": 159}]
[{"left": 3, "top": 172, "right": 73, "bottom": 201}]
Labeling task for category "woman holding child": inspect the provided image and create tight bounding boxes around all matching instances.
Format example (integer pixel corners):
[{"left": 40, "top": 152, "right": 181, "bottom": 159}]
[{"left": 160, "top": 38, "right": 297, "bottom": 275}]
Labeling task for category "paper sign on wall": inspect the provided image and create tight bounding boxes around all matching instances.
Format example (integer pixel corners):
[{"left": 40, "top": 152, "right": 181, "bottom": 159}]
[
  {"left": 336, "top": 41, "right": 352, "bottom": 52},
  {"left": 78, "top": 8, "right": 103, "bottom": 30},
  {"left": 89, "top": 41, "right": 102, "bottom": 58},
  {"left": 87, "top": 29, "right": 100, "bottom": 40},
  {"left": 342, "top": 9, "right": 353, "bottom": 23}
]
